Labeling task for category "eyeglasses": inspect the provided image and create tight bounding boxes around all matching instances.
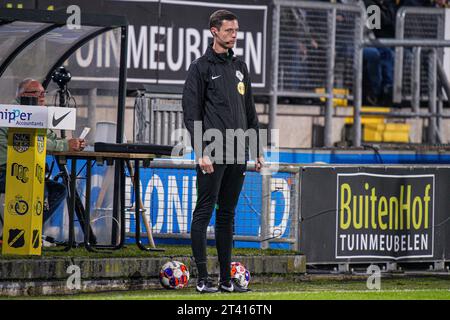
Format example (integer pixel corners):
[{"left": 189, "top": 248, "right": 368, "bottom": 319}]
[{"left": 23, "top": 90, "right": 47, "bottom": 97}]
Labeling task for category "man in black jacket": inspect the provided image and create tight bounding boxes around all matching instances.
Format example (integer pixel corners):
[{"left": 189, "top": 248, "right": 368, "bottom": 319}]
[
  {"left": 363, "top": 0, "right": 399, "bottom": 106},
  {"left": 182, "top": 9, "right": 264, "bottom": 293}
]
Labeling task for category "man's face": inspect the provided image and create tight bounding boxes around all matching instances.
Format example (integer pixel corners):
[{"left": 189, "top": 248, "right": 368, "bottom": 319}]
[
  {"left": 21, "top": 81, "right": 46, "bottom": 106},
  {"left": 212, "top": 19, "right": 239, "bottom": 49}
]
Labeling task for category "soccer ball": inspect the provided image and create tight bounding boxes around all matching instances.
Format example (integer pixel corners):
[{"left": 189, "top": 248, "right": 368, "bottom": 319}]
[
  {"left": 230, "top": 261, "right": 250, "bottom": 288},
  {"left": 159, "top": 261, "right": 190, "bottom": 289}
]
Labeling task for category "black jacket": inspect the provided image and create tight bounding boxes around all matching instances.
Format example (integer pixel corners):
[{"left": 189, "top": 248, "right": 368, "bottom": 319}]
[
  {"left": 364, "top": 0, "right": 398, "bottom": 39},
  {"left": 182, "top": 44, "right": 261, "bottom": 162},
  {"left": 400, "top": 0, "right": 433, "bottom": 6}
]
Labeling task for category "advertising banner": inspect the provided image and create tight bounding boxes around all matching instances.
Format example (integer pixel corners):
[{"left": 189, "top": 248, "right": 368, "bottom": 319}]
[
  {"left": 37, "top": 0, "right": 271, "bottom": 93},
  {"left": 0, "top": 105, "right": 47, "bottom": 129},
  {"left": 336, "top": 173, "right": 434, "bottom": 260},
  {"left": 46, "top": 165, "right": 294, "bottom": 249},
  {"left": 0, "top": 105, "right": 76, "bottom": 130},
  {"left": 299, "top": 166, "right": 450, "bottom": 264},
  {"left": 47, "top": 107, "right": 77, "bottom": 130},
  {"left": 124, "top": 168, "right": 293, "bottom": 249}
]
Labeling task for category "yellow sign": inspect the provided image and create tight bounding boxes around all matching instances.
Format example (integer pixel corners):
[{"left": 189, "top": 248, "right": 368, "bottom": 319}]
[
  {"left": 2, "top": 128, "right": 47, "bottom": 255},
  {"left": 237, "top": 82, "right": 245, "bottom": 95},
  {"left": 315, "top": 88, "right": 349, "bottom": 107}
]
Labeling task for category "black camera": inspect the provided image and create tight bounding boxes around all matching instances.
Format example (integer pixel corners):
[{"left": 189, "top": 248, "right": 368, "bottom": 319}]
[
  {"left": 51, "top": 66, "right": 72, "bottom": 89},
  {"left": 20, "top": 96, "right": 38, "bottom": 105}
]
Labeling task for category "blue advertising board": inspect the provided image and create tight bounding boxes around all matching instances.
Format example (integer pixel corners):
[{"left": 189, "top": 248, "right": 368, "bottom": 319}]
[
  {"left": 43, "top": 148, "right": 450, "bottom": 249},
  {"left": 44, "top": 156, "right": 294, "bottom": 249}
]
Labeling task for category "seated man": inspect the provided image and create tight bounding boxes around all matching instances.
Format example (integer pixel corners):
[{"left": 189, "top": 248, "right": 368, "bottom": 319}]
[{"left": 0, "top": 79, "right": 86, "bottom": 227}]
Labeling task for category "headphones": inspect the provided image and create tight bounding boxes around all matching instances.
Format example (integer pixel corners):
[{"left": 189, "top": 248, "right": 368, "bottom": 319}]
[{"left": 213, "top": 31, "right": 230, "bottom": 45}]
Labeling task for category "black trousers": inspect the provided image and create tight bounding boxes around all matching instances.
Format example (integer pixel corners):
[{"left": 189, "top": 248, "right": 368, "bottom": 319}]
[{"left": 191, "top": 163, "right": 246, "bottom": 282}]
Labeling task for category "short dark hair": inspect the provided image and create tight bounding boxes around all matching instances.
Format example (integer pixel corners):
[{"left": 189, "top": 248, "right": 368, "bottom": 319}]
[{"left": 209, "top": 9, "right": 238, "bottom": 30}]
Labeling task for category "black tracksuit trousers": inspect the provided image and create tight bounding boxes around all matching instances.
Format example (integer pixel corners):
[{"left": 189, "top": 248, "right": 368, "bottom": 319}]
[{"left": 191, "top": 163, "right": 246, "bottom": 283}]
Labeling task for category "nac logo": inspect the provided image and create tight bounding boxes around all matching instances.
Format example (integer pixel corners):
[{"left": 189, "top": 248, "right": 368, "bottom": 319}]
[
  {"left": 34, "top": 199, "right": 43, "bottom": 216},
  {"left": 35, "top": 164, "right": 44, "bottom": 184},
  {"left": 11, "top": 162, "right": 29, "bottom": 183},
  {"left": 12, "top": 133, "right": 30, "bottom": 153},
  {"left": 37, "top": 135, "right": 45, "bottom": 154},
  {"left": 8, "top": 195, "right": 29, "bottom": 216}
]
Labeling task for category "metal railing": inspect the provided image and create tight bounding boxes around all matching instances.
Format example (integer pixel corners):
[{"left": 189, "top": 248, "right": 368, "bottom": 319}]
[
  {"left": 134, "top": 92, "right": 184, "bottom": 145},
  {"left": 124, "top": 161, "right": 300, "bottom": 250},
  {"left": 270, "top": 2, "right": 450, "bottom": 147},
  {"left": 130, "top": 1, "right": 355, "bottom": 148},
  {"left": 394, "top": 7, "right": 446, "bottom": 103},
  {"left": 270, "top": 0, "right": 365, "bottom": 147},
  {"left": 344, "top": 6, "right": 450, "bottom": 146},
  {"left": 354, "top": 38, "right": 450, "bottom": 145}
]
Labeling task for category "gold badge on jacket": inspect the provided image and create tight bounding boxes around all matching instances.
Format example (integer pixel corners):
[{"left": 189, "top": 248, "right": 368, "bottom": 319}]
[{"left": 237, "top": 82, "right": 245, "bottom": 95}]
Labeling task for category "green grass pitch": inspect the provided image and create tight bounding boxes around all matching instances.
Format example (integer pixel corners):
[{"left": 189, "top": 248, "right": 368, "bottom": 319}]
[{"left": 15, "top": 276, "right": 450, "bottom": 300}]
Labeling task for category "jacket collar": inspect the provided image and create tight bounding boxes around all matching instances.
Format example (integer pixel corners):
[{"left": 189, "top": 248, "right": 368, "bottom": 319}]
[{"left": 206, "top": 43, "right": 235, "bottom": 63}]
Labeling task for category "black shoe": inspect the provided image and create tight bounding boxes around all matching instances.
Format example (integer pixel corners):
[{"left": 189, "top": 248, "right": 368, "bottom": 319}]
[
  {"left": 219, "top": 279, "right": 252, "bottom": 293},
  {"left": 196, "top": 278, "right": 219, "bottom": 294},
  {"left": 380, "top": 86, "right": 393, "bottom": 107}
]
